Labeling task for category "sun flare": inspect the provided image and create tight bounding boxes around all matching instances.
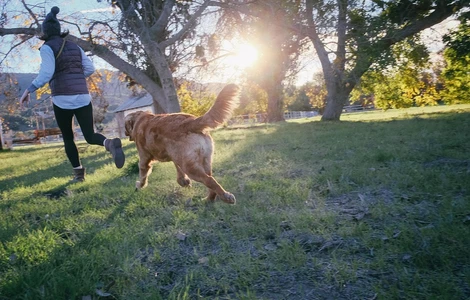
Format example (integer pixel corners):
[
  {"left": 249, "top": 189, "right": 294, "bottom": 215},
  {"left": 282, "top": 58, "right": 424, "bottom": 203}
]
[
  {"left": 225, "top": 42, "right": 259, "bottom": 69},
  {"left": 234, "top": 44, "right": 258, "bottom": 68}
]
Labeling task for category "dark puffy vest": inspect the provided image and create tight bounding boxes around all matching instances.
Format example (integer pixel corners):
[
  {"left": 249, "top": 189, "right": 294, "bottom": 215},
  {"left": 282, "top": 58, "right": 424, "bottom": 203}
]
[{"left": 44, "top": 37, "right": 89, "bottom": 96}]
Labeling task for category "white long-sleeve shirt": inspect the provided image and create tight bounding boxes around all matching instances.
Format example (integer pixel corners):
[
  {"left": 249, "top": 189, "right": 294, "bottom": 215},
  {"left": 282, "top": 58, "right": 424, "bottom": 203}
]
[{"left": 27, "top": 44, "right": 95, "bottom": 109}]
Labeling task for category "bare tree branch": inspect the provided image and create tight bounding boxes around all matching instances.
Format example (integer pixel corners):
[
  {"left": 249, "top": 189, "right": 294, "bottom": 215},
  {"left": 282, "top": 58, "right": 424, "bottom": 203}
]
[
  {"left": 114, "top": 0, "right": 145, "bottom": 34},
  {"left": 0, "top": 35, "right": 34, "bottom": 65},
  {"left": 88, "top": 21, "right": 121, "bottom": 44},
  {"left": 0, "top": 27, "right": 38, "bottom": 36},
  {"left": 189, "top": 52, "right": 233, "bottom": 70},
  {"left": 304, "top": 0, "right": 332, "bottom": 77},
  {"left": 60, "top": 20, "right": 92, "bottom": 36},
  {"left": 159, "top": 0, "right": 212, "bottom": 49},
  {"left": 21, "top": 0, "right": 39, "bottom": 27},
  {"left": 150, "top": 0, "right": 175, "bottom": 38}
]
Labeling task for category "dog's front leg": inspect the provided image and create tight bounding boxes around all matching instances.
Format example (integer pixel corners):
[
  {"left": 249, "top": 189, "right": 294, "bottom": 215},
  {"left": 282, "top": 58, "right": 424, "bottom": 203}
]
[{"left": 136, "top": 158, "right": 152, "bottom": 189}]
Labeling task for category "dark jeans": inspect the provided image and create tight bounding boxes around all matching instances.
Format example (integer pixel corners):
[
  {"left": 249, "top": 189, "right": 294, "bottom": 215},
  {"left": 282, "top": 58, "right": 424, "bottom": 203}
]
[{"left": 53, "top": 102, "right": 106, "bottom": 168}]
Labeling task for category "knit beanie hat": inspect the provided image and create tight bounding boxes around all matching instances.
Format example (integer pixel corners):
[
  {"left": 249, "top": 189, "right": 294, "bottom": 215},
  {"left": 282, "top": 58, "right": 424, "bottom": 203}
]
[{"left": 42, "top": 6, "right": 61, "bottom": 38}]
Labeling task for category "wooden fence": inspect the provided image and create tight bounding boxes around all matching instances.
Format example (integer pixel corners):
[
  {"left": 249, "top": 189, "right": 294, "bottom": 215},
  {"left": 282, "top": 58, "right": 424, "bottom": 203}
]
[
  {"left": 229, "top": 111, "right": 319, "bottom": 126},
  {"left": 342, "top": 105, "right": 375, "bottom": 113}
]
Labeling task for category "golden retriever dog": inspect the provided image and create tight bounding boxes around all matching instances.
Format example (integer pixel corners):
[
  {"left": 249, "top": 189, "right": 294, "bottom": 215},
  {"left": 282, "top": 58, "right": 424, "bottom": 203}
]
[{"left": 125, "top": 84, "right": 240, "bottom": 204}]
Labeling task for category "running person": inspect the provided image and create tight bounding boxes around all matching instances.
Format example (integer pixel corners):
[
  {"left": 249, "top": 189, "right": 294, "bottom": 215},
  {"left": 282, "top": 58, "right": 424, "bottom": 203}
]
[{"left": 19, "top": 6, "right": 125, "bottom": 182}]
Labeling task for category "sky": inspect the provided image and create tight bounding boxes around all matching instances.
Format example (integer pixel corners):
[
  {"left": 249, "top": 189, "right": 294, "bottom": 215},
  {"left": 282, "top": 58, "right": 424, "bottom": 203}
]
[
  {"left": 2, "top": 0, "right": 266, "bottom": 85},
  {"left": 2, "top": 0, "right": 117, "bottom": 72},
  {"left": 1, "top": 1, "right": 460, "bottom": 86},
  {"left": 3, "top": 1, "right": 260, "bottom": 86}
]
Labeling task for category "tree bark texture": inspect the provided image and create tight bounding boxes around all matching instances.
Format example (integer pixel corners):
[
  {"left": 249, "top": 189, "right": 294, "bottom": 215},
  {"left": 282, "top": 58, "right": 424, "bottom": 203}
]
[
  {"left": 266, "top": 84, "right": 285, "bottom": 122},
  {"left": 147, "top": 44, "right": 180, "bottom": 113}
]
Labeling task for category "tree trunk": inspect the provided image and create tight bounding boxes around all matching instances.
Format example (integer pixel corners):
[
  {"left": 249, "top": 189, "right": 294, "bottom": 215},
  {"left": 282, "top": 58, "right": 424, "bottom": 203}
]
[
  {"left": 266, "top": 85, "right": 285, "bottom": 122},
  {"left": 0, "top": 118, "right": 4, "bottom": 150},
  {"left": 68, "top": 36, "right": 179, "bottom": 114},
  {"left": 321, "top": 88, "right": 349, "bottom": 121},
  {"left": 92, "top": 40, "right": 181, "bottom": 114},
  {"left": 146, "top": 87, "right": 166, "bottom": 114},
  {"left": 321, "top": 70, "right": 356, "bottom": 121},
  {"left": 152, "top": 46, "right": 180, "bottom": 113}
]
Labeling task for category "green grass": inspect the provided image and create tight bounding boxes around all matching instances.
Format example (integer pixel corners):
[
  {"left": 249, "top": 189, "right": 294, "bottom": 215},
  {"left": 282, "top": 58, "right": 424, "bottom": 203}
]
[{"left": 1, "top": 104, "right": 469, "bottom": 299}]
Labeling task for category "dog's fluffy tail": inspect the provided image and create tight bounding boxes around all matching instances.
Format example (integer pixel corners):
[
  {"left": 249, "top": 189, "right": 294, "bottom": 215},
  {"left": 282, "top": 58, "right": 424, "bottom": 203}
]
[{"left": 189, "top": 84, "right": 240, "bottom": 132}]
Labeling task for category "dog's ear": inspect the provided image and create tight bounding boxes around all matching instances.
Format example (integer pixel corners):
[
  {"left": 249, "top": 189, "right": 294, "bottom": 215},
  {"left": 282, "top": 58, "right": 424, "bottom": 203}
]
[{"left": 124, "top": 112, "right": 138, "bottom": 141}]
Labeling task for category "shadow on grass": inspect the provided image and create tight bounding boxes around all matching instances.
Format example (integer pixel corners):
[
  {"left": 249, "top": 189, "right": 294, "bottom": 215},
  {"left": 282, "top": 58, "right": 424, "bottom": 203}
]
[
  {"left": 1, "top": 110, "right": 469, "bottom": 299},
  {"left": 0, "top": 183, "right": 139, "bottom": 298},
  {"left": 0, "top": 142, "right": 138, "bottom": 246},
  {"left": 0, "top": 142, "right": 136, "bottom": 193},
  {"left": 0, "top": 143, "right": 139, "bottom": 242}
]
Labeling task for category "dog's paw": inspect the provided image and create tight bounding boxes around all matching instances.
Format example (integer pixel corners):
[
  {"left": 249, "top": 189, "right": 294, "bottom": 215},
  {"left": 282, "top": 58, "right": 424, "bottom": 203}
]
[
  {"left": 177, "top": 176, "right": 192, "bottom": 187},
  {"left": 220, "top": 192, "right": 236, "bottom": 205},
  {"left": 135, "top": 181, "right": 148, "bottom": 189}
]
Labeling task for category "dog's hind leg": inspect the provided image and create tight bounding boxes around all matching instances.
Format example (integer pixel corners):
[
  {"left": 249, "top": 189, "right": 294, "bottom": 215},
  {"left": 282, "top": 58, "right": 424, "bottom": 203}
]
[
  {"left": 184, "top": 165, "right": 235, "bottom": 204},
  {"left": 205, "top": 177, "right": 235, "bottom": 204},
  {"left": 201, "top": 157, "right": 218, "bottom": 202},
  {"left": 136, "top": 156, "right": 153, "bottom": 189},
  {"left": 174, "top": 163, "right": 191, "bottom": 187}
]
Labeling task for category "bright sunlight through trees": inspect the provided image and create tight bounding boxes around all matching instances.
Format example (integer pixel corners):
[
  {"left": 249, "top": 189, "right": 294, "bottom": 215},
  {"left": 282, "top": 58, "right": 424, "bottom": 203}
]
[{"left": 230, "top": 43, "right": 259, "bottom": 69}]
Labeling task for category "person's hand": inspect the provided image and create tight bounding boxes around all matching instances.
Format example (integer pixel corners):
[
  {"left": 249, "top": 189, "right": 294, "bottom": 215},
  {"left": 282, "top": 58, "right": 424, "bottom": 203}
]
[{"left": 19, "top": 90, "right": 30, "bottom": 110}]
